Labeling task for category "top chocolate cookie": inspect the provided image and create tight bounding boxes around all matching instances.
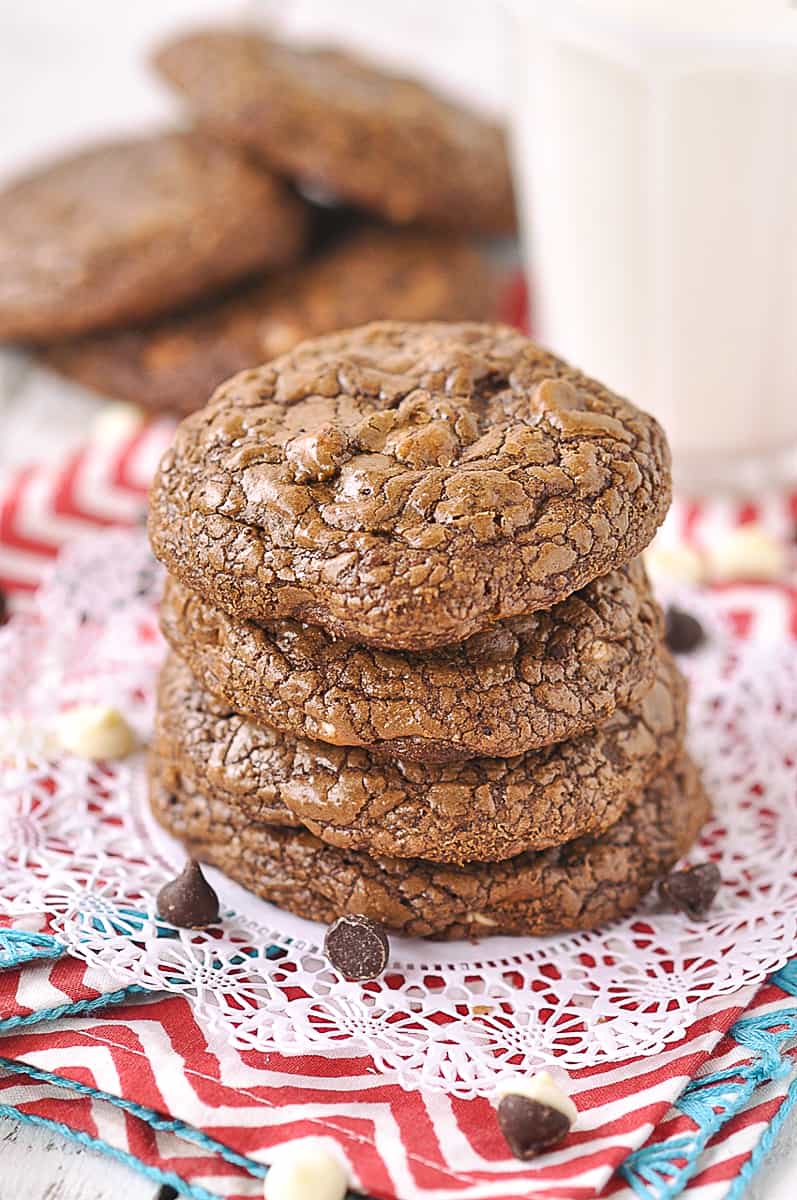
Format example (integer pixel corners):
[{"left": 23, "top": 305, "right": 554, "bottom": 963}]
[
  {"left": 154, "top": 30, "right": 515, "bottom": 235},
  {"left": 0, "top": 131, "right": 309, "bottom": 342},
  {"left": 148, "top": 321, "right": 672, "bottom": 651}
]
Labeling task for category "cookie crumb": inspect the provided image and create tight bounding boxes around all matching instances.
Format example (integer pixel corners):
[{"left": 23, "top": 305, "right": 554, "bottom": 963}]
[
  {"left": 496, "top": 1071, "right": 577, "bottom": 1159},
  {"left": 156, "top": 860, "right": 220, "bottom": 928},
  {"left": 659, "top": 862, "right": 721, "bottom": 919},
  {"left": 324, "top": 913, "right": 390, "bottom": 981},
  {"left": 264, "top": 1138, "right": 348, "bottom": 1200},
  {"left": 55, "top": 704, "right": 137, "bottom": 760}
]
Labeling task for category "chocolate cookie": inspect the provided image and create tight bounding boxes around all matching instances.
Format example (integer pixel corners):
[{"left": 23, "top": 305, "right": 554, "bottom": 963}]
[
  {"left": 0, "top": 131, "right": 309, "bottom": 342},
  {"left": 160, "top": 559, "right": 662, "bottom": 762},
  {"left": 42, "top": 229, "right": 498, "bottom": 416},
  {"left": 149, "top": 752, "right": 709, "bottom": 938},
  {"left": 152, "top": 649, "right": 686, "bottom": 864},
  {"left": 154, "top": 30, "right": 515, "bottom": 235},
  {"left": 148, "top": 322, "right": 672, "bottom": 650}
]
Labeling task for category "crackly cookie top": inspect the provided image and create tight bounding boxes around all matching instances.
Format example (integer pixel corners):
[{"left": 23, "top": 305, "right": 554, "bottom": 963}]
[
  {"left": 150, "top": 752, "right": 708, "bottom": 938},
  {"left": 160, "top": 559, "right": 662, "bottom": 761},
  {"left": 153, "top": 648, "right": 685, "bottom": 864},
  {"left": 0, "top": 131, "right": 309, "bottom": 342},
  {"left": 155, "top": 30, "right": 516, "bottom": 234},
  {"left": 149, "top": 321, "right": 672, "bottom": 650},
  {"left": 43, "top": 228, "right": 498, "bottom": 416}
]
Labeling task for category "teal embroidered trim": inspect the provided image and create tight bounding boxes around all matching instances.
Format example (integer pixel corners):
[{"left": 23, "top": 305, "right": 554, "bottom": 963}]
[
  {"left": 0, "top": 927, "right": 148, "bottom": 1026},
  {"left": 0, "top": 1055, "right": 266, "bottom": 1178},
  {"left": 724, "top": 960, "right": 797, "bottom": 1200},
  {"left": 0, "top": 1099, "right": 222, "bottom": 1200},
  {"left": 0, "top": 928, "right": 65, "bottom": 968},
  {"left": 772, "top": 959, "right": 797, "bottom": 995},
  {"left": 0, "top": 984, "right": 145, "bottom": 1029},
  {"left": 725, "top": 1073, "right": 797, "bottom": 1200},
  {"left": 620, "top": 962, "right": 797, "bottom": 1199},
  {"left": 0, "top": 1055, "right": 364, "bottom": 1200}
]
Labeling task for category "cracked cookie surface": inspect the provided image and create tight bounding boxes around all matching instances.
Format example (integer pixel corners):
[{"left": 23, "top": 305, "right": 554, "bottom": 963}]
[
  {"left": 155, "top": 30, "right": 515, "bottom": 235},
  {"left": 0, "top": 131, "right": 309, "bottom": 343},
  {"left": 152, "top": 649, "right": 686, "bottom": 864},
  {"left": 42, "top": 229, "right": 498, "bottom": 416},
  {"left": 149, "top": 751, "right": 708, "bottom": 938},
  {"left": 160, "top": 559, "right": 662, "bottom": 762},
  {"left": 148, "top": 322, "right": 672, "bottom": 650}
]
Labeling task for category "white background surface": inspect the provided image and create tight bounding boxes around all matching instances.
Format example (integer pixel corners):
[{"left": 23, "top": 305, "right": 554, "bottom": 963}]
[{"left": 0, "top": 3, "right": 794, "bottom": 1197}]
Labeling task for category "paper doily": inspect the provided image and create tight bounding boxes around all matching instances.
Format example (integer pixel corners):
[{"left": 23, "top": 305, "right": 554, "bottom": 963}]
[{"left": 1, "top": 530, "right": 796, "bottom": 1098}]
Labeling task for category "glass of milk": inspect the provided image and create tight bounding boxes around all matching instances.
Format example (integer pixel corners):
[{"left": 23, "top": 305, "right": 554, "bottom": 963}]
[{"left": 507, "top": 1, "right": 797, "bottom": 491}]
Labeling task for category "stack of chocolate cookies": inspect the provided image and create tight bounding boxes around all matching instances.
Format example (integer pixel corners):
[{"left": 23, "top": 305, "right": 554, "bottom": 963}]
[{"left": 147, "top": 321, "right": 709, "bottom": 939}]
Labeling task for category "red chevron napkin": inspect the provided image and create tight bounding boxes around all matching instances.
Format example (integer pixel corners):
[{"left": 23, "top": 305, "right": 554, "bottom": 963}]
[{"left": 1, "top": 934, "right": 796, "bottom": 1200}]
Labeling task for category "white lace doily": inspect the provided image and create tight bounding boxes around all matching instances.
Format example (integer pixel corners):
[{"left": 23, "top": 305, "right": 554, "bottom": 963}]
[{"left": 1, "top": 530, "right": 796, "bottom": 1097}]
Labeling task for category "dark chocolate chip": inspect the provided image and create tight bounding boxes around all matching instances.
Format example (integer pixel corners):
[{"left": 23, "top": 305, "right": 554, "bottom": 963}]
[
  {"left": 659, "top": 861, "right": 721, "bottom": 919},
  {"left": 497, "top": 1094, "right": 572, "bottom": 1160},
  {"left": 324, "top": 913, "right": 390, "bottom": 981},
  {"left": 547, "top": 636, "right": 569, "bottom": 661},
  {"left": 0, "top": 588, "right": 7, "bottom": 626},
  {"left": 664, "top": 605, "right": 706, "bottom": 654},
  {"left": 156, "top": 860, "right": 220, "bottom": 928}
]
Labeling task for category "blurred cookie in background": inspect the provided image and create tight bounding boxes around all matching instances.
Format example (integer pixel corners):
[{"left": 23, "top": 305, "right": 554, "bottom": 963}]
[
  {"left": 0, "top": 130, "right": 310, "bottom": 342},
  {"left": 42, "top": 227, "right": 500, "bottom": 415},
  {"left": 154, "top": 29, "right": 516, "bottom": 235}
]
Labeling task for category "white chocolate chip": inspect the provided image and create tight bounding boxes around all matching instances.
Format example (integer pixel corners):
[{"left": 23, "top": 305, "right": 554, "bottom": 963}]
[
  {"left": 643, "top": 543, "right": 704, "bottom": 585},
  {"left": 706, "top": 524, "right": 787, "bottom": 582},
  {"left": 264, "top": 1139, "right": 348, "bottom": 1200},
  {"left": 467, "top": 912, "right": 498, "bottom": 927},
  {"left": 497, "top": 1071, "right": 578, "bottom": 1126},
  {"left": 90, "top": 400, "right": 144, "bottom": 444},
  {"left": 55, "top": 705, "right": 137, "bottom": 760}
]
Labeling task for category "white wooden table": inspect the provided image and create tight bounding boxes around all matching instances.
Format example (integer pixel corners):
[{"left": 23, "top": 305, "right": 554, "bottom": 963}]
[{"left": 0, "top": 1119, "right": 167, "bottom": 1200}]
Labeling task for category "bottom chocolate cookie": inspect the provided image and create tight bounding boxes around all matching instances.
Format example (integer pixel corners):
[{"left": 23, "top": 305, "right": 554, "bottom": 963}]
[{"left": 149, "top": 752, "right": 709, "bottom": 939}]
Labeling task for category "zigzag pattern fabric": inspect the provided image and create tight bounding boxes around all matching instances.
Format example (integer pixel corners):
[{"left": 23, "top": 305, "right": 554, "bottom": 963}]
[{"left": 0, "top": 923, "right": 796, "bottom": 1199}]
